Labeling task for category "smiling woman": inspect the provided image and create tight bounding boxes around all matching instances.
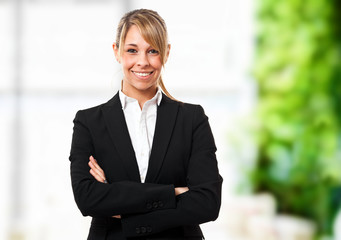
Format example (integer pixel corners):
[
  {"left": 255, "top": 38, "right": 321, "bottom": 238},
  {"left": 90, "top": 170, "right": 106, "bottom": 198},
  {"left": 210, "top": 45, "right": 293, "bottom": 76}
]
[
  {"left": 114, "top": 9, "right": 173, "bottom": 106},
  {"left": 69, "top": 9, "right": 222, "bottom": 240},
  {"left": 113, "top": 24, "right": 169, "bottom": 108}
]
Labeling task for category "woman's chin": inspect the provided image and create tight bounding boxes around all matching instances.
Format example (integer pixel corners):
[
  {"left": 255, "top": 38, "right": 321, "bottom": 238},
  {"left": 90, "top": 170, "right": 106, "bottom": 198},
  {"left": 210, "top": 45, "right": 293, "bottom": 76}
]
[{"left": 132, "top": 84, "right": 158, "bottom": 93}]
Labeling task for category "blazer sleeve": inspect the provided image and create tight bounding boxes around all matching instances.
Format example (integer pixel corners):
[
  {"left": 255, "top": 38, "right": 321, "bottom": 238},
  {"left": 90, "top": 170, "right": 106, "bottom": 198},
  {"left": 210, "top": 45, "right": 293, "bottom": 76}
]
[
  {"left": 69, "top": 110, "right": 176, "bottom": 217},
  {"left": 120, "top": 105, "right": 223, "bottom": 237}
]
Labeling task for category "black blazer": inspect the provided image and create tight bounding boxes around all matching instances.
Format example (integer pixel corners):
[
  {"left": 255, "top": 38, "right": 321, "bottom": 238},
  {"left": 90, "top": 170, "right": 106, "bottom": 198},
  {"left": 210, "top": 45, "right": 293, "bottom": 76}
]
[{"left": 69, "top": 93, "right": 222, "bottom": 240}]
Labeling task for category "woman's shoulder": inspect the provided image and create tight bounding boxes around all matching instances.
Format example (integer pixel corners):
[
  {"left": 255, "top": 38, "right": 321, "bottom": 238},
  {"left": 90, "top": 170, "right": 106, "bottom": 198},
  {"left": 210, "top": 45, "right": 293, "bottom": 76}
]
[
  {"left": 73, "top": 93, "right": 121, "bottom": 121},
  {"left": 162, "top": 94, "right": 207, "bottom": 118},
  {"left": 163, "top": 94, "right": 203, "bottom": 109},
  {"left": 76, "top": 93, "right": 120, "bottom": 113},
  {"left": 75, "top": 102, "right": 106, "bottom": 117}
]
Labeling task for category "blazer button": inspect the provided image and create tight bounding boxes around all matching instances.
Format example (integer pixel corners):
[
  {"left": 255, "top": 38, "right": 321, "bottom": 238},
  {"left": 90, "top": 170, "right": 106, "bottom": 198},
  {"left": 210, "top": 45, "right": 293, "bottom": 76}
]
[
  {"left": 153, "top": 202, "right": 158, "bottom": 209},
  {"left": 147, "top": 226, "right": 152, "bottom": 233},
  {"left": 141, "top": 226, "right": 147, "bottom": 234},
  {"left": 136, "top": 227, "right": 141, "bottom": 234},
  {"left": 146, "top": 203, "right": 152, "bottom": 210},
  {"left": 158, "top": 201, "right": 164, "bottom": 207}
]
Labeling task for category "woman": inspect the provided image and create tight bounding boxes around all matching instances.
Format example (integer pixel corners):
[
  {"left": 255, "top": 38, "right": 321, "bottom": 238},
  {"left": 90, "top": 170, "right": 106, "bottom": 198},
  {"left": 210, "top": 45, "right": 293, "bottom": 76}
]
[{"left": 69, "top": 9, "right": 222, "bottom": 240}]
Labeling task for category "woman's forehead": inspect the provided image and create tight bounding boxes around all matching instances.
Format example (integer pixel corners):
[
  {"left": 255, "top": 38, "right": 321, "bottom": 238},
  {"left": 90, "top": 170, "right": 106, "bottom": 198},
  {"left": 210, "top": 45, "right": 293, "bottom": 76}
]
[{"left": 123, "top": 25, "right": 152, "bottom": 48}]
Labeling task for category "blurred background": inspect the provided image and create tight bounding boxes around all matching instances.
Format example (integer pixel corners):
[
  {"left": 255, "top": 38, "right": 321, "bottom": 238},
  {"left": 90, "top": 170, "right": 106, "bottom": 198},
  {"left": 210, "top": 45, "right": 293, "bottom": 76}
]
[{"left": 0, "top": 0, "right": 340, "bottom": 239}]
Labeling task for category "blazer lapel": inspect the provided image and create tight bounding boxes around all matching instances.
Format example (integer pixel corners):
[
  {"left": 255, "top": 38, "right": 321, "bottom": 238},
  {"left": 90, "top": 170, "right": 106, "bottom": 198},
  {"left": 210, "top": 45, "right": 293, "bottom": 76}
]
[
  {"left": 145, "top": 95, "right": 179, "bottom": 183},
  {"left": 101, "top": 93, "right": 141, "bottom": 182}
]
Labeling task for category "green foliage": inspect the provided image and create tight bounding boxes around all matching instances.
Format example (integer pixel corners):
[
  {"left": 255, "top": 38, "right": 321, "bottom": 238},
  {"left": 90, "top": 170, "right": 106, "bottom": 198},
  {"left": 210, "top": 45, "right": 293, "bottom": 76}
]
[{"left": 252, "top": 0, "right": 341, "bottom": 235}]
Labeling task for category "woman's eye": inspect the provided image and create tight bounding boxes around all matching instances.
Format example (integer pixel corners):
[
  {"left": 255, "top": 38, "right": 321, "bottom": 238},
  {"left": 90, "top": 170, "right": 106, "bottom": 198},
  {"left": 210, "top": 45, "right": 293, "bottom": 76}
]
[
  {"left": 127, "top": 49, "right": 137, "bottom": 53},
  {"left": 148, "top": 49, "right": 159, "bottom": 54}
]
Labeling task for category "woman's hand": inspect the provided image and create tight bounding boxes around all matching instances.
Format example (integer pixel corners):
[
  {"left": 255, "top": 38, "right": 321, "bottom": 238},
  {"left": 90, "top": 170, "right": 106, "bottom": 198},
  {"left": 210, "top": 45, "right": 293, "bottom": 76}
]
[
  {"left": 88, "top": 156, "right": 121, "bottom": 218},
  {"left": 88, "top": 156, "right": 188, "bottom": 215},
  {"left": 88, "top": 156, "right": 107, "bottom": 183},
  {"left": 175, "top": 187, "right": 189, "bottom": 196}
]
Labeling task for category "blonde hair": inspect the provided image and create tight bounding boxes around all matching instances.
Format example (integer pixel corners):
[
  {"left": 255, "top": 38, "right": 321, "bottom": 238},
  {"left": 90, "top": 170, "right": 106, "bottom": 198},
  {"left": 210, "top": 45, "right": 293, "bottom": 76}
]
[{"left": 115, "top": 9, "right": 175, "bottom": 100}]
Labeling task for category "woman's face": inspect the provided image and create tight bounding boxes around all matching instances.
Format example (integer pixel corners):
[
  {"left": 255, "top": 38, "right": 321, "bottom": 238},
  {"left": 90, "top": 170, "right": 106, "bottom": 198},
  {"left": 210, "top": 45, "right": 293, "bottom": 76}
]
[{"left": 114, "top": 25, "right": 169, "bottom": 97}]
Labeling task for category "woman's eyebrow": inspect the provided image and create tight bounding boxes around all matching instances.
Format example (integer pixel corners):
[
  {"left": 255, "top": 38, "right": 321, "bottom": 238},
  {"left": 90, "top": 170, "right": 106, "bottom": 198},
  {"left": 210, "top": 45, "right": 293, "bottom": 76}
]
[{"left": 125, "top": 43, "right": 138, "bottom": 47}]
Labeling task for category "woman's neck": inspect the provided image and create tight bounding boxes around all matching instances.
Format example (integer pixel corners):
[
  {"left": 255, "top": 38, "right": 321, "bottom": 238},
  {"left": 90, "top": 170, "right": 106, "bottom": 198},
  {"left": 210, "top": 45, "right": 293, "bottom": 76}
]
[{"left": 121, "top": 85, "right": 157, "bottom": 109}]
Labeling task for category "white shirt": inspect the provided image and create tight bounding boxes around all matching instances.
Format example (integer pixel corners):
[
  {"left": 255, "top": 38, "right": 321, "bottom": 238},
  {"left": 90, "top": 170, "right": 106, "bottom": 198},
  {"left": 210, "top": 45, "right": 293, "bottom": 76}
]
[{"left": 119, "top": 89, "right": 162, "bottom": 183}]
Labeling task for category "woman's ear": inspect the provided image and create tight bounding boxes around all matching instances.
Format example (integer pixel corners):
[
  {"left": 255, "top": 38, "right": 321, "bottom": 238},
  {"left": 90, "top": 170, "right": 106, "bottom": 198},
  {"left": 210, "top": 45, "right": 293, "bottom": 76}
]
[
  {"left": 112, "top": 43, "right": 121, "bottom": 63},
  {"left": 164, "top": 44, "right": 171, "bottom": 64}
]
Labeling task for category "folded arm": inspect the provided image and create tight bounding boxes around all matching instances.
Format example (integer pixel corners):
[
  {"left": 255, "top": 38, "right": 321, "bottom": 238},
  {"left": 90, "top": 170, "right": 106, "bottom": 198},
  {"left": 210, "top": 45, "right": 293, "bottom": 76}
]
[
  {"left": 70, "top": 105, "right": 222, "bottom": 236},
  {"left": 69, "top": 110, "right": 177, "bottom": 217},
  {"left": 89, "top": 155, "right": 189, "bottom": 196},
  {"left": 88, "top": 155, "right": 189, "bottom": 219},
  {"left": 120, "top": 105, "right": 222, "bottom": 237}
]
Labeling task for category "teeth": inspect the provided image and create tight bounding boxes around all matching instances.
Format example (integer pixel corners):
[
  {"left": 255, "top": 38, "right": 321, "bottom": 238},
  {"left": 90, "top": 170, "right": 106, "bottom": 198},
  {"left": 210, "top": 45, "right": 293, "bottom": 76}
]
[{"left": 134, "top": 72, "right": 152, "bottom": 77}]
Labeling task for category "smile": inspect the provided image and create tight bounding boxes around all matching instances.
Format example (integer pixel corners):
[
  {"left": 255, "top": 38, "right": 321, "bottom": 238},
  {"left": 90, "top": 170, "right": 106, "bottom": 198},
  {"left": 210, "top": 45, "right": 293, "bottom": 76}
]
[{"left": 132, "top": 71, "right": 153, "bottom": 77}]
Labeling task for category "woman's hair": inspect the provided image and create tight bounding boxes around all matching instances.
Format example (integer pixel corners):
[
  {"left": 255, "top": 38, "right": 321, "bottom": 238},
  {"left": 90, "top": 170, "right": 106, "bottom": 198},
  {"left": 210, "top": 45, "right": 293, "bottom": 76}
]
[{"left": 115, "top": 9, "right": 175, "bottom": 100}]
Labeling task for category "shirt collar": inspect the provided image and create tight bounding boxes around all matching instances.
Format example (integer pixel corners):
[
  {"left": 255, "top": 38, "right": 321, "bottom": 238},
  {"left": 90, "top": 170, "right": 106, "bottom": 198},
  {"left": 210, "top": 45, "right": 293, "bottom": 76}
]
[{"left": 119, "top": 88, "right": 163, "bottom": 110}]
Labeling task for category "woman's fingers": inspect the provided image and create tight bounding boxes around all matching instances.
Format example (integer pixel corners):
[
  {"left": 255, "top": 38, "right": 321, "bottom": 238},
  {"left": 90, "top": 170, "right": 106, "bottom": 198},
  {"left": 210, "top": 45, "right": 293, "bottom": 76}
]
[
  {"left": 174, "top": 187, "right": 189, "bottom": 196},
  {"left": 89, "top": 164, "right": 107, "bottom": 183},
  {"left": 90, "top": 156, "right": 103, "bottom": 171},
  {"left": 112, "top": 215, "right": 121, "bottom": 219},
  {"left": 88, "top": 161, "right": 105, "bottom": 179},
  {"left": 88, "top": 156, "right": 107, "bottom": 183},
  {"left": 89, "top": 160, "right": 105, "bottom": 179},
  {"left": 89, "top": 168, "right": 105, "bottom": 182},
  {"left": 89, "top": 156, "right": 105, "bottom": 175}
]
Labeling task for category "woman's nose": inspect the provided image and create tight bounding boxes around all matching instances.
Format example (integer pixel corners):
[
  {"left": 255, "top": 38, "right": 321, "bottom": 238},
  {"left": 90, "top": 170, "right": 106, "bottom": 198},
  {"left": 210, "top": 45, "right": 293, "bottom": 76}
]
[{"left": 137, "top": 53, "right": 149, "bottom": 67}]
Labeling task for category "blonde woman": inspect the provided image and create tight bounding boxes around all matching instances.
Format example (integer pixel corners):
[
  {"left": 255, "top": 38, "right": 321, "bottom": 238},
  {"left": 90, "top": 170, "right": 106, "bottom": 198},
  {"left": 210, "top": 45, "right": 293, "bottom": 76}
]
[{"left": 69, "top": 9, "right": 222, "bottom": 240}]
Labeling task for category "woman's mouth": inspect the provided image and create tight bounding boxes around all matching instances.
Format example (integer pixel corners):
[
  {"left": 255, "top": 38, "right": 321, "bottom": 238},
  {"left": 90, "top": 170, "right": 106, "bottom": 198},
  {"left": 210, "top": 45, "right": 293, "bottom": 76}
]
[{"left": 132, "top": 71, "right": 153, "bottom": 77}]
